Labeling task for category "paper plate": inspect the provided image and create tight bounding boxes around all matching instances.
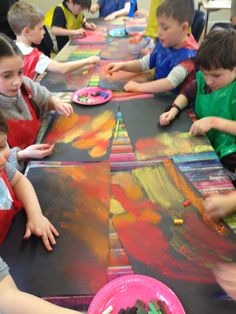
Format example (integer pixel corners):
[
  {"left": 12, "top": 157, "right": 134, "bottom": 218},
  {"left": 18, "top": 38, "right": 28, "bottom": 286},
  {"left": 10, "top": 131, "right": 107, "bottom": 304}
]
[
  {"left": 88, "top": 274, "right": 185, "bottom": 314},
  {"left": 108, "top": 28, "right": 126, "bottom": 38},
  {"left": 72, "top": 87, "right": 112, "bottom": 106}
]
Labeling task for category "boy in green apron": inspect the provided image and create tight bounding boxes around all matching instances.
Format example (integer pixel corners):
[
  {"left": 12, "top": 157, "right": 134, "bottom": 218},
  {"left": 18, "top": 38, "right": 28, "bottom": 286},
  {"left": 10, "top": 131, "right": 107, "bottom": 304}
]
[{"left": 160, "top": 27, "right": 236, "bottom": 174}]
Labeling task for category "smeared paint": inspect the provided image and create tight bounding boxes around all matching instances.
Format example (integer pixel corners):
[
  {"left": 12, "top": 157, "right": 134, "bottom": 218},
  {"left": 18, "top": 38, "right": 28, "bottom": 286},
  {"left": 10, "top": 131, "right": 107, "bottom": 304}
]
[
  {"left": 44, "top": 110, "right": 115, "bottom": 158},
  {"left": 135, "top": 132, "right": 213, "bottom": 160},
  {"left": 111, "top": 162, "right": 236, "bottom": 284}
]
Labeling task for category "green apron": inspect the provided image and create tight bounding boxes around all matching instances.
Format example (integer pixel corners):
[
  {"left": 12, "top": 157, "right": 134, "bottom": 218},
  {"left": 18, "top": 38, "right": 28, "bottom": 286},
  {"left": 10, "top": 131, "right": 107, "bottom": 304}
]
[{"left": 195, "top": 71, "right": 236, "bottom": 159}]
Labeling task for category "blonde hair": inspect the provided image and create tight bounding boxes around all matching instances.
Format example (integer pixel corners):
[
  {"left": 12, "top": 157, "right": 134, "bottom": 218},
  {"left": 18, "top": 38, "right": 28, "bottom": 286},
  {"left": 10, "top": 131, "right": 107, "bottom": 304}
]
[{"left": 7, "top": 1, "right": 44, "bottom": 35}]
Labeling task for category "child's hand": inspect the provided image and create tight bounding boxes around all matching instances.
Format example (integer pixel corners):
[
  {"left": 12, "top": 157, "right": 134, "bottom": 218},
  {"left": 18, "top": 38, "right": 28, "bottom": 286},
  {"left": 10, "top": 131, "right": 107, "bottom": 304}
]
[
  {"left": 73, "top": 28, "right": 86, "bottom": 37},
  {"left": 106, "top": 62, "right": 124, "bottom": 74},
  {"left": 24, "top": 214, "right": 59, "bottom": 251},
  {"left": 54, "top": 102, "right": 73, "bottom": 117},
  {"left": 104, "top": 12, "right": 116, "bottom": 21},
  {"left": 213, "top": 263, "right": 236, "bottom": 300},
  {"left": 203, "top": 192, "right": 236, "bottom": 221},
  {"left": 88, "top": 56, "right": 100, "bottom": 65},
  {"left": 17, "top": 144, "right": 54, "bottom": 160},
  {"left": 159, "top": 108, "right": 178, "bottom": 126},
  {"left": 85, "top": 22, "right": 96, "bottom": 30},
  {"left": 124, "top": 80, "right": 140, "bottom": 92},
  {"left": 190, "top": 117, "right": 214, "bottom": 135}
]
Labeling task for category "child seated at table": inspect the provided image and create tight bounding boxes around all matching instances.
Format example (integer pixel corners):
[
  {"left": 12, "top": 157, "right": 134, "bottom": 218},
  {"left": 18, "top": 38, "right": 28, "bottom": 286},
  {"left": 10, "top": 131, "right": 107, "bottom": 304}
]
[
  {"left": 106, "top": 0, "right": 198, "bottom": 94},
  {"left": 7, "top": 1, "right": 99, "bottom": 79},
  {"left": 0, "top": 115, "right": 82, "bottom": 313},
  {"left": 45, "top": 0, "right": 96, "bottom": 51},
  {"left": 90, "top": 0, "right": 137, "bottom": 20},
  {"left": 203, "top": 191, "right": 236, "bottom": 301},
  {"left": 159, "top": 28, "right": 236, "bottom": 174},
  {"left": 0, "top": 110, "right": 58, "bottom": 251},
  {"left": 0, "top": 33, "right": 73, "bottom": 170}
]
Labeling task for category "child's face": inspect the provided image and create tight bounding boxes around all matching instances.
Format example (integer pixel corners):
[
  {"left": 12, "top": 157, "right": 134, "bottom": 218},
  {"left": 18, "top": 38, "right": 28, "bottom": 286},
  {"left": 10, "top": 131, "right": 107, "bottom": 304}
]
[
  {"left": 0, "top": 55, "right": 24, "bottom": 97},
  {"left": 157, "top": 15, "right": 188, "bottom": 48},
  {"left": 202, "top": 67, "right": 236, "bottom": 91},
  {"left": 0, "top": 132, "right": 10, "bottom": 176},
  {"left": 28, "top": 20, "right": 45, "bottom": 45}
]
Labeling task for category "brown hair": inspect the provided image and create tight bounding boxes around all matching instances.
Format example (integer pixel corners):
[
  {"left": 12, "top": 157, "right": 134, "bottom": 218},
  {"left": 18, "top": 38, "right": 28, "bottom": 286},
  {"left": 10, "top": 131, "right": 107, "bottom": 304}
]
[
  {"left": 0, "top": 110, "right": 9, "bottom": 135},
  {"left": 157, "top": 0, "right": 195, "bottom": 26},
  {"left": 196, "top": 28, "right": 236, "bottom": 70},
  {"left": 8, "top": 1, "right": 44, "bottom": 36},
  {"left": 72, "top": 0, "right": 92, "bottom": 9},
  {"left": 0, "top": 33, "right": 22, "bottom": 60}
]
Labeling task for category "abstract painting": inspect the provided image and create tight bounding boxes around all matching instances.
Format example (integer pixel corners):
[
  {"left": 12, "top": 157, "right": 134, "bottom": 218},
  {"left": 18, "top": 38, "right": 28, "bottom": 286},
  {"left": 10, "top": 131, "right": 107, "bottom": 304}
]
[
  {"left": 111, "top": 160, "right": 236, "bottom": 313},
  {"left": 69, "top": 27, "right": 108, "bottom": 46},
  {"left": 0, "top": 161, "right": 111, "bottom": 296},
  {"left": 99, "top": 60, "right": 153, "bottom": 91},
  {"left": 40, "top": 65, "right": 95, "bottom": 92},
  {"left": 43, "top": 101, "right": 119, "bottom": 162},
  {"left": 100, "top": 37, "right": 150, "bottom": 60}
]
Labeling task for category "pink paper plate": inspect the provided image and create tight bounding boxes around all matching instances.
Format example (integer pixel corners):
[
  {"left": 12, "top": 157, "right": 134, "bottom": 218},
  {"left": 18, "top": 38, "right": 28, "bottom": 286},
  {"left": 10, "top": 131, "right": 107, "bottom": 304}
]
[
  {"left": 72, "top": 87, "right": 112, "bottom": 106},
  {"left": 88, "top": 274, "right": 185, "bottom": 314}
]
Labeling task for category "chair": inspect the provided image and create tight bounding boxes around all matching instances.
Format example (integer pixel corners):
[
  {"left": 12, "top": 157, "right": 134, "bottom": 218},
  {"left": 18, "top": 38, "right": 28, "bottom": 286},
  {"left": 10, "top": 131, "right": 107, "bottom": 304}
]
[{"left": 191, "top": 10, "right": 206, "bottom": 42}]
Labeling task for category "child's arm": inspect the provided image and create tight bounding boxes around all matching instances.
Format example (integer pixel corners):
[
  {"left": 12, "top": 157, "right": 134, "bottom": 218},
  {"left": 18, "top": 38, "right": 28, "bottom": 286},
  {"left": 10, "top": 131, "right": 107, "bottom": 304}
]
[
  {"left": 0, "top": 274, "right": 82, "bottom": 314},
  {"left": 190, "top": 117, "right": 236, "bottom": 136},
  {"left": 47, "top": 56, "right": 100, "bottom": 75},
  {"left": 104, "top": 2, "right": 131, "bottom": 20},
  {"left": 10, "top": 171, "right": 59, "bottom": 252},
  {"left": 159, "top": 94, "right": 189, "bottom": 126},
  {"left": 203, "top": 191, "right": 236, "bottom": 221},
  {"left": 213, "top": 263, "right": 236, "bottom": 301},
  {"left": 48, "top": 95, "right": 74, "bottom": 117},
  {"left": 124, "top": 77, "right": 174, "bottom": 93},
  {"left": 51, "top": 25, "right": 85, "bottom": 38},
  {"left": 106, "top": 60, "right": 142, "bottom": 74}
]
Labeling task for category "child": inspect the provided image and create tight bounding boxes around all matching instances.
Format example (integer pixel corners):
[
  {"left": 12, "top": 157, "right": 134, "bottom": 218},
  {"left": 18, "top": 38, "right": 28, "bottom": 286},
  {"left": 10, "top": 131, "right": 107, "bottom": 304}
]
[
  {"left": 45, "top": 0, "right": 96, "bottom": 51},
  {"left": 90, "top": 0, "right": 137, "bottom": 20},
  {"left": 0, "top": 33, "right": 73, "bottom": 169},
  {"left": 0, "top": 114, "right": 82, "bottom": 314},
  {"left": 106, "top": 0, "right": 198, "bottom": 94},
  {"left": 7, "top": 1, "right": 99, "bottom": 79},
  {"left": 0, "top": 110, "right": 59, "bottom": 251},
  {"left": 203, "top": 191, "right": 236, "bottom": 301},
  {"left": 159, "top": 28, "right": 236, "bottom": 174}
]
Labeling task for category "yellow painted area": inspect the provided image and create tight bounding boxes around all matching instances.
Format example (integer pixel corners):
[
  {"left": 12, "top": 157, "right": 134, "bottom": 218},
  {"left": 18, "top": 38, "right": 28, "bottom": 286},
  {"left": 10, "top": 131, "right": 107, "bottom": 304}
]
[{"left": 110, "top": 198, "right": 125, "bottom": 215}]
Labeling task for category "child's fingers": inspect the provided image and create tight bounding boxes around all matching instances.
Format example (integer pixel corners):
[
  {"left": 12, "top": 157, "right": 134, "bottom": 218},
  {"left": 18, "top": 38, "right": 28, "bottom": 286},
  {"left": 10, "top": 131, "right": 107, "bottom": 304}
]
[{"left": 23, "top": 226, "right": 32, "bottom": 240}]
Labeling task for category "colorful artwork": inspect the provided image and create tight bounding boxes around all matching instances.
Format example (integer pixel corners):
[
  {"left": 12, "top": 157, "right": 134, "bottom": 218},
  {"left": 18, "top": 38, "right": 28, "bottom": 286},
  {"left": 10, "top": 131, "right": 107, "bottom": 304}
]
[
  {"left": 135, "top": 132, "right": 213, "bottom": 160},
  {"left": 43, "top": 101, "right": 118, "bottom": 162},
  {"left": 100, "top": 37, "right": 149, "bottom": 60},
  {"left": 111, "top": 160, "right": 236, "bottom": 313},
  {"left": 0, "top": 162, "right": 111, "bottom": 296},
  {"left": 69, "top": 27, "right": 108, "bottom": 46},
  {"left": 119, "top": 97, "right": 193, "bottom": 142},
  {"left": 55, "top": 45, "right": 104, "bottom": 62},
  {"left": 99, "top": 60, "right": 153, "bottom": 91},
  {"left": 40, "top": 65, "right": 96, "bottom": 92}
]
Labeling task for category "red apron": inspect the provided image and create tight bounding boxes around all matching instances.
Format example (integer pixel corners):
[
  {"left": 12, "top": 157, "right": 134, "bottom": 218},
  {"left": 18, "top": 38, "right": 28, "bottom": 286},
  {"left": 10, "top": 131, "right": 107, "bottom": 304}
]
[
  {"left": 7, "top": 84, "right": 42, "bottom": 149},
  {"left": 23, "top": 48, "right": 41, "bottom": 80},
  {"left": 0, "top": 169, "right": 22, "bottom": 245}
]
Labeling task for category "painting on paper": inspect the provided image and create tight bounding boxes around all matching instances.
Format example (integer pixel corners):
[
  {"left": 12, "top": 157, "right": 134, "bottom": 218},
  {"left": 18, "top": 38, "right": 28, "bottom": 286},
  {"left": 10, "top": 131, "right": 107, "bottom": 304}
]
[
  {"left": 42, "top": 101, "right": 118, "bottom": 162},
  {"left": 0, "top": 162, "right": 110, "bottom": 296},
  {"left": 100, "top": 37, "right": 150, "bottom": 60},
  {"left": 111, "top": 160, "right": 236, "bottom": 314},
  {"left": 99, "top": 60, "right": 153, "bottom": 91}
]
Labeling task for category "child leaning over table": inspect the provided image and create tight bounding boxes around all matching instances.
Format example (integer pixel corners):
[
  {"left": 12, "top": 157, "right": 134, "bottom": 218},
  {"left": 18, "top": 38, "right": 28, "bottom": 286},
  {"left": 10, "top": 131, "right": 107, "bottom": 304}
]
[
  {"left": 7, "top": 1, "right": 99, "bottom": 80},
  {"left": 0, "top": 110, "right": 82, "bottom": 313},
  {"left": 45, "top": 0, "right": 96, "bottom": 51},
  {"left": 159, "top": 28, "right": 236, "bottom": 175},
  {"left": 106, "top": 0, "right": 198, "bottom": 94},
  {"left": 0, "top": 33, "right": 73, "bottom": 170},
  {"left": 203, "top": 190, "right": 236, "bottom": 301},
  {"left": 90, "top": 0, "right": 137, "bottom": 21}
]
